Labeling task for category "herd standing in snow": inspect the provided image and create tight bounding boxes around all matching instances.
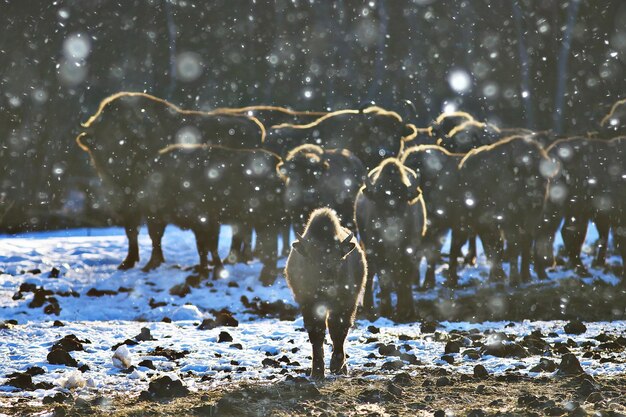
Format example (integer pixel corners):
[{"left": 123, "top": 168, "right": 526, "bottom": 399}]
[{"left": 76, "top": 93, "right": 626, "bottom": 328}]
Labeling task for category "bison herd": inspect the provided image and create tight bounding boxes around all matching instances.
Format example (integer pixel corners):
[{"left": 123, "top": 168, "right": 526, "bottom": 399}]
[{"left": 76, "top": 93, "right": 626, "bottom": 329}]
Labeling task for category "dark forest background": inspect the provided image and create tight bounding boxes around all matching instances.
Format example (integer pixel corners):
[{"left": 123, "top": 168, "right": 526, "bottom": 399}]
[{"left": 0, "top": 0, "right": 625, "bottom": 232}]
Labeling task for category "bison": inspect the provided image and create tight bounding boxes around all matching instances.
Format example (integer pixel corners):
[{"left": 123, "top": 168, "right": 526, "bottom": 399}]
[
  {"left": 442, "top": 120, "right": 502, "bottom": 154},
  {"left": 457, "top": 136, "right": 554, "bottom": 284},
  {"left": 265, "top": 106, "right": 417, "bottom": 170},
  {"left": 536, "top": 136, "right": 626, "bottom": 281},
  {"left": 405, "top": 112, "right": 488, "bottom": 266},
  {"left": 408, "top": 111, "right": 476, "bottom": 148},
  {"left": 400, "top": 145, "right": 468, "bottom": 289},
  {"left": 139, "top": 144, "right": 286, "bottom": 284},
  {"left": 76, "top": 92, "right": 265, "bottom": 270},
  {"left": 285, "top": 208, "right": 366, "bottom": 380},
  {"left": 355, "top": 158, "right": 427, "bottom": 321},
  {"left": 278, "top": 144, "right": 366, "bottom": 234},
  {"left": 210, "top": 105, "right": 328, "bottom": 129}
]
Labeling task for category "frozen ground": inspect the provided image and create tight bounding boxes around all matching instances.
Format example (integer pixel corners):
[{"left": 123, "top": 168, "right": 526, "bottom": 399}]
[{"left": 0, "top": 224, "right": 624, "bottom": 407}]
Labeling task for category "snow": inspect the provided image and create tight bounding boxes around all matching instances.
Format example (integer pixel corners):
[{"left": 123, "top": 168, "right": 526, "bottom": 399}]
[
  {"left": 112, "top": 346, "right": 132, "bottom": 370},
  {"left": 0, "top": 224, "right": 624, "bottom": 403},
  {"left": 448, "top": 69, "right": 472, "bottom": 94}
]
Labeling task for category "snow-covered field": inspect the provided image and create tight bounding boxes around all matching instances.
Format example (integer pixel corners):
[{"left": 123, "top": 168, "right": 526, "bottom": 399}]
[{"left": 0, "top": 224, "right": 624, "bottom": 405}]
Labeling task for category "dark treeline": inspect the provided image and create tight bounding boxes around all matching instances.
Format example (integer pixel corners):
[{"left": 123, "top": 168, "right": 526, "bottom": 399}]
[{"left": 0, "top": 0, "right": 624, "bottom": 232}]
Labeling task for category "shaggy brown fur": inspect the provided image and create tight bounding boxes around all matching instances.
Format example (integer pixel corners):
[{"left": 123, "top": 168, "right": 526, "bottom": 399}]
[{"left": 285, "top": 208, "right": 367, "bottom": 379}]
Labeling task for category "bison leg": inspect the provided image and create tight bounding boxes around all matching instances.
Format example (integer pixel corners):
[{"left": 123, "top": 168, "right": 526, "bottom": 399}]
[
  {"left": 479, "top": 227, "right": 505, "bottom": 283},
  {"left": 118, "top": 213, "right": 141, "bottom": 270},
  {"left": 447, "top": 228, "right": 467, "bottom": 287},
  {"left": 520, "top": 235, "right": 532, "bottom": 283},
  {"left": 141, "top": 218, "right": 166, "bottom": 272},
  {"left": 256, "top": 225, "right": 278, "bottom": 286},
  {"left": 422, "top": 263, "right": 436, "bottom": 291},
  {"left": 464, "top": 234, "right": 477, "bottom": 266},
  {"left": 422, "top": 235, "right": 442, "bottom": 290},
  {"left": 328, "top": 311, "right": 352, "bottom": 375},
  {"left": 361, "top": 257, "right": 376, "bottom": 319},
  {"left": 561, "top": 216, "right": 589, "bottom": 276},
  {"left": 592, "top": 215, "right": 610, "bottom": 268},
  {"left": 396, "top": 273, "right": 416, "bottom": 323},
  {"left": 378, "top": 271, "right": 393, "bottom": 319},
  {"left": 534, "top": 203, "right": 562, "bottom": 279},
  {"left": 506, "top": 234, "right": 522, "bottom": 286},
  {"left": 240, "top": 224, "right": 254, "bottom": 262},
  {"left": 207, "top": 222, "right": 224, "bottom": 280},
  {"left": 191, "top": 228, "right": 211, "bottom": 276},
  {"left": 614, "top": 227, "right": 626, "bottom": 283},
  {"left": 302, "top": 305, "right": 327, "bottom": 380}
]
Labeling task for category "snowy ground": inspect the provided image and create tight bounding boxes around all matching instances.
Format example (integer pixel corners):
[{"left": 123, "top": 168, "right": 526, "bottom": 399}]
[{"left": 0, "top": 224, "right": 624, "bottom": 406}]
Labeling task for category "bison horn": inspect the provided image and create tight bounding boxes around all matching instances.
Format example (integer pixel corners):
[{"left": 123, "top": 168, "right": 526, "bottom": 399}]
[
  {"left": 339, "top": 232, "right": 357, "bottom": 258},
  {"left": 359, "top": 101, "right": 376, "bottom": 114},
  {"left": 292, "top": 232, "right": 308, "bottom": 256}
]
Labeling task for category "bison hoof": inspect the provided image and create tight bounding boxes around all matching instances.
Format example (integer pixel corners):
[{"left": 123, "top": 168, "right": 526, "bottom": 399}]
[
  {"left": 212, "top": 265, "right": 225, "bottom": 280},
  {"left": 310, "top": 369, "right": 325, "bottom": 381},
  {"left": 358, "top": 305, "right": 377, "bottom": 321},
  {"left": 395, "top": 313, "right": 415, "bottom": 324},
  {"left": 192, "top": 264, "right": 210, "bottom": 277},
  {"left": 141, "top": 259, "right": 164, "bottom": 273},
  {"left": 489, "top": 269, "right": 506, "bottom": 283},
  {"left": 379, "top": 305, "right": 393, "bottom": 319},
  {"left": 118, "top": 259, "right": 137, "bottom": 270},
  {"left": 574, "top": 265, "right": 591, "bottom": 277},
  {"left": 443, "top": 279, "right": 458, "bottom": 289},
  {"left": 259, "top": 267, "right": 278, "bottom": 286},
  {"left": 330, "top": 362, "right": 347, "bottom": 375}
]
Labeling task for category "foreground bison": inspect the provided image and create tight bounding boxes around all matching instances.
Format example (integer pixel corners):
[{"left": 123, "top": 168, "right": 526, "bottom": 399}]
[
  {"left": 355, "top": 158, "right": 427, "bottom": 320},
  {"left": 536, "top": 136, "right": 626, "bottom": 280},
  {"left": 266, "top": 106, "right": 417, "bottom": 170},
  {"left": 285, "top": 208, "right": 366, "bottom": 380},
  {"left": 278, "top": 144, "right": 366, "bottom": 233},
  {"left": 401, "top": 145, "right": 468, "bottom": 288},
  {"left": 76, "top": 92, "right": 265, "bottom": 270},
  {"left": 458, "top": 136, "right": 554, "bottom": 284},
  {"left": 141, "top": 144, "right": 285, "bottom": 284}
]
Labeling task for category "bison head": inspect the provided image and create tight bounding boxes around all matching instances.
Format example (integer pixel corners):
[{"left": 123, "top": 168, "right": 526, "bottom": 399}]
[
  {"left": 361, "top": 158, "right": 422, "bottom": 206},
  {"left": 292, "top": 232, "right": 356, "bottom": 263},
  {"left": 278, "top": 151, "right": 329, "bottom": 182}
]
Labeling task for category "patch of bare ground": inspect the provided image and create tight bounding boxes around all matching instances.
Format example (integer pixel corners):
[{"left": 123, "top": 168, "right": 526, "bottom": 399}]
[
  {"left": 3, "top": 369, "right": 625, "bottom": 417},
  {"left": 416, "top": 277, "right": 626, "bottom": 322}
]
